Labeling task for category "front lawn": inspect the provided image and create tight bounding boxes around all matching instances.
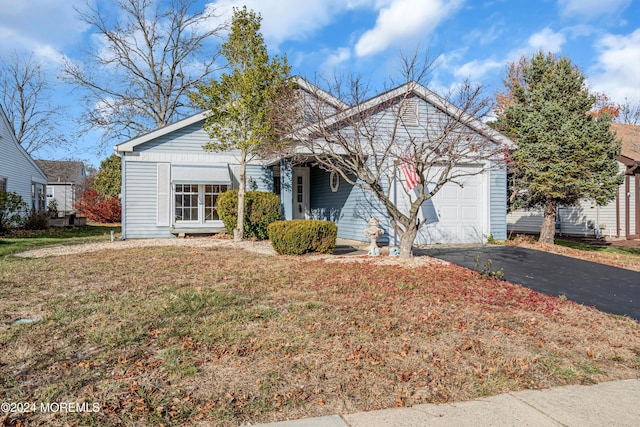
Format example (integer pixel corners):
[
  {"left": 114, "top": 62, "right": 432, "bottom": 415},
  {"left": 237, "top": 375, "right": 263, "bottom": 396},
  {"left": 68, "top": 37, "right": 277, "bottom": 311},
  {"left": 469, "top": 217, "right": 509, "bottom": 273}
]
[
  {"left": 1, "top": 245, "right": 638, "bottom": 426},
  {"left": 0, "top": 225, "right": 121, "bottom": 257}
]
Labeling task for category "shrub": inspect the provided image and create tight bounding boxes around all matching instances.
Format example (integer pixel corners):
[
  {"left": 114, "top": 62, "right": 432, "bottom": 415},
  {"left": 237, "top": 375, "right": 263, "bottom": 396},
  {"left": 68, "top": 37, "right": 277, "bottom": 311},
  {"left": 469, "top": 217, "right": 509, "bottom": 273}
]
[
  {"left": 268, "top": 220, "right": 337, "bottom": 255},
  {"left": 47, "top": 199, "right": 59, "bottom": 218},
  {"left": 218, "top": 190, "right": 281, "bottom": 240},
  {"left": 22, "top": 209, "right": 50, "bottom": 230},
  {"left": 75, "top": 189, "right": 121, "bottom": 223},
  {"left": 0, "top": 191, "right": 27, "bottom": 234}
]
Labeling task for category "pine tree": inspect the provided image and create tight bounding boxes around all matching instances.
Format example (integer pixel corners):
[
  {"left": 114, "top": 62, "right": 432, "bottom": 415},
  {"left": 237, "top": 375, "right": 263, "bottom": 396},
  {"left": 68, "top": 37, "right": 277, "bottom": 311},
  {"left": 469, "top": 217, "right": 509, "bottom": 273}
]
[{"left": 496, "top": 52, "right": 622, "bottom": 243}]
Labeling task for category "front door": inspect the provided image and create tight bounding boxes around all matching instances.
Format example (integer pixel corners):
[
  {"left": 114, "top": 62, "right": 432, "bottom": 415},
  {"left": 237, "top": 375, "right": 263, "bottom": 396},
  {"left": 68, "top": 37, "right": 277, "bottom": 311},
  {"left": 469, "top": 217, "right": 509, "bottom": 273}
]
[{"left": 292, "top": 167, "right": 310, "bottom": 219}]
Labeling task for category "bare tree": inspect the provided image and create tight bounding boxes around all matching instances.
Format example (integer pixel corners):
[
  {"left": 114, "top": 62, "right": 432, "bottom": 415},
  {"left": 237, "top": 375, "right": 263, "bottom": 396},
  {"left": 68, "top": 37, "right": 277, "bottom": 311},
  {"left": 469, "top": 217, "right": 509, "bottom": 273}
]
[
  {"left": 618, "top": 98, "right": 640, "bottom": 125},
  {"left": 0, "top": 52, "right": 68, "bottom": 155},
  {"left": 293, "top": 53, "right": 510, "bottom": 258},
  {"left": 62, "top": 0, "right": 226, "bottom": 148}
]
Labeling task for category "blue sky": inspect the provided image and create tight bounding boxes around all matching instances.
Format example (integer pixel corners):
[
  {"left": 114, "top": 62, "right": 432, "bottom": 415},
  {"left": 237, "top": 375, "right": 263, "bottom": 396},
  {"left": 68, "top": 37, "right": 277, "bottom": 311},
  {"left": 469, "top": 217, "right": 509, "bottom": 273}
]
[{"left": 1, "top": 0, "right": 639, "bottom": 167}]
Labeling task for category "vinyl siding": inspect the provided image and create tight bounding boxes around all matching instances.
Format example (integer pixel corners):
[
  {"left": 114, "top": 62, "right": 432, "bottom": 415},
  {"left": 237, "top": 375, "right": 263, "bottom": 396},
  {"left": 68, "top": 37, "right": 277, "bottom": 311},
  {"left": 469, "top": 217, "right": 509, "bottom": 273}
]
[
  {"left": 309, "top": 167, "right": 389, "bottom": 243},
  {"left": 507, "top": 162, "right": 632, "bottom": 238},
  {"left": 135, "top": 121, "right": 215, "bottom": 153},
  {"left": 246, "top": 164, "right": 273, "bottom": 192},
  {"left": 306, "top": 95, "right": 506, "bottom": 245},
  {"left": 121, "top": 156, "right": 272, "bottom": 238},
  {"left": 47, "top": 183, "right": 76, "bottom": 213},
  {"left": 0, "top": 107, "right": 47, "bottom": 209},
  {"left": 489, "top": 165, "right": 507, "bottom": 240},
  {"left": 123, "top": 161, "right": 173, "bottom": 238}
]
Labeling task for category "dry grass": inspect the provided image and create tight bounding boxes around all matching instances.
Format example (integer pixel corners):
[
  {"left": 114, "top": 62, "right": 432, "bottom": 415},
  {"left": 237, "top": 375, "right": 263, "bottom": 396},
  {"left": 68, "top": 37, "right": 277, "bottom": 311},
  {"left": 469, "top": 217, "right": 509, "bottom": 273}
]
[{"left": 1, "top": 245, "right": 639, "bottom": 426}]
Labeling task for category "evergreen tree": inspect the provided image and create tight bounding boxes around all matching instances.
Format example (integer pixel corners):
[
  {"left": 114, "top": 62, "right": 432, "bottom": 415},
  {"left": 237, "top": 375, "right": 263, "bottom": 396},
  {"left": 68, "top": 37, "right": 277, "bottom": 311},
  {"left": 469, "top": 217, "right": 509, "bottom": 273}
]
[
  {"left": 496, "top": 52, "right": 622, "bottom": 243},
  {"left": 189, "top": 6, "right": 292, "bottom": 241},
  {"left": 94, "top": 154, "right": 122, "bottom": 199}
]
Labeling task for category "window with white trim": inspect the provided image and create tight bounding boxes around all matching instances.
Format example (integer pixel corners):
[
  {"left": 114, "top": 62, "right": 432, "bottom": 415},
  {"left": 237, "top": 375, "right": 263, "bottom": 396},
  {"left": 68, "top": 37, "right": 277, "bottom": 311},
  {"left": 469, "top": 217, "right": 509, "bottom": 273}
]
[
  {"left": 204, "top": 184, "right": 227, "bottom": 221},
  {"left": 175, "top": 184, "right": 228, "bottom": 223},
  {"left": 175, "top": 184, "right": 199, "bottom": 221}
]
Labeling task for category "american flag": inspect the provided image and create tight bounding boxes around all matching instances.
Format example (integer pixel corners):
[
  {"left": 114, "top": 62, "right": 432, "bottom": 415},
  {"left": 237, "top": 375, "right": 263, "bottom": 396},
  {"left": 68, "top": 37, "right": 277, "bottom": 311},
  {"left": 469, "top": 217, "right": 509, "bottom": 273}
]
[{"left": 400, "top": 145, "right": 419, "bottom": 190}]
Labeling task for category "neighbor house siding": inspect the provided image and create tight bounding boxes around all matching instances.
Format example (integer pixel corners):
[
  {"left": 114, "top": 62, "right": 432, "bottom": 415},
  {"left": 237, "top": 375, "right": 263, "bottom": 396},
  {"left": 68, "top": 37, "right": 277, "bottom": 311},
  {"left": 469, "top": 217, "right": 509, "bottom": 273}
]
[
  {"left": 507, "top": 161, "right": 631, "bottom": 238},
  {"left": 0, "top": 107, "right": 47, "bottom": 209},
  {"left": 625, "top": 173, "right": 637, "bottom": 237},
  {"left": 123, "top": 161, "right": 173, "bottom": 239},
  {"left": 310, "top": 167, "right": 390, "bottom": 243}
]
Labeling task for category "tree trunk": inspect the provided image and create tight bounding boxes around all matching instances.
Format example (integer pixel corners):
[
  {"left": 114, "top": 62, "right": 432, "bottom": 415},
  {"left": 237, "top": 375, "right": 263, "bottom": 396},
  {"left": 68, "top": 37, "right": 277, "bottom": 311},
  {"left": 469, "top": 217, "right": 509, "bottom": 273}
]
[
  {"left": 539, "top": 198, "right": 557, "bottom": 244},
  {"left": 235, "top": 150, "right": 247, "bottom": 242},
  {"left": 398, "top": 224, "right": 417, "bottom": 259}
]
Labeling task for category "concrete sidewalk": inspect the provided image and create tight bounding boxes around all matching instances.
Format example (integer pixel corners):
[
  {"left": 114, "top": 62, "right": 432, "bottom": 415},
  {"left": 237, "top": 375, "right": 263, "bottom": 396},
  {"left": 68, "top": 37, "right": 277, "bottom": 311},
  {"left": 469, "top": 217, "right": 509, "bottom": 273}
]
[{"left": 253, "top": 379, "right": 640, "bottom": 426}]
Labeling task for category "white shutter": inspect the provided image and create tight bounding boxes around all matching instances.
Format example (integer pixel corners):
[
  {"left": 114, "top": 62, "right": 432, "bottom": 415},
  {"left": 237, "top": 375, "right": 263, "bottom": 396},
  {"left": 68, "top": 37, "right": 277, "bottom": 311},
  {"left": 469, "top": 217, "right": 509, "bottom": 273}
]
[{"left": 157, "top": 163, "right": 170, "bottom": 226}]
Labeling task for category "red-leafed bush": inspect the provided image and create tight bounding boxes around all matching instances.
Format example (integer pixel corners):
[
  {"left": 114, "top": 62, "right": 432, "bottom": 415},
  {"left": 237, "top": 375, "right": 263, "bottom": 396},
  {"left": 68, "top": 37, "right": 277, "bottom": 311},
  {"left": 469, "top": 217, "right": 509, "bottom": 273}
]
[{"left": 75, "top": 189, "right": 121, "bottom": 223}]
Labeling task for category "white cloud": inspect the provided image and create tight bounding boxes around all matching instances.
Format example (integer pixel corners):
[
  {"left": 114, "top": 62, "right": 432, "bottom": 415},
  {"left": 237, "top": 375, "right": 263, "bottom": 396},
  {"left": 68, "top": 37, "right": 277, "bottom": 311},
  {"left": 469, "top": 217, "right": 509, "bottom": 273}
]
[
  {"left": 590, "top": 29, "right": 640, "bottom": 103},
  {"left": 322, "top": 47, "right": 352, "bottom": 72},
  {"left": 454, "top": 59, "right": 503, "bottom": 81},
  {"left": 558, "top": 0, "right": 632, "bottom": 20},
  {"left": 207, "top": 0, "right": 365, "bottom": 47},
  {"left": 451, "top": 27, "right": 565, "bottom": 84},
  {"left": 527, "top": 28, "right": 566, "bottom": 53},
  {"left": 354, "top": 0, "right": 464, "bottom": 57},
  {"left": 0, "top": 0, "right": 88, "bottom": 63}
]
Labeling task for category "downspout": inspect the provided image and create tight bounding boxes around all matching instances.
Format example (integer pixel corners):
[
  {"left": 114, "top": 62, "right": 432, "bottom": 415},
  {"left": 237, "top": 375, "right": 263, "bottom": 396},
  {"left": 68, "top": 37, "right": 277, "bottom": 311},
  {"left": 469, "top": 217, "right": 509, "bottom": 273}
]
[
  {"left": 596, "top": 204, "right": 600, "bottom": 239},
  {"left": 118, "top": 151, "right": 126, "bottom": 240},
  {"left": 393, "top": 161, "right": 398, "bottom": 248}
]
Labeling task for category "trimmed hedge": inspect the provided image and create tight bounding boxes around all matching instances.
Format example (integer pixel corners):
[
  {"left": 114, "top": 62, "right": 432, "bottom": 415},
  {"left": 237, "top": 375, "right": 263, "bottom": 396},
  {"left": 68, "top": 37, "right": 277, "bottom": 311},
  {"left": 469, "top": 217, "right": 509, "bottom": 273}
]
[
  {"left": 268, "top": 220, "right": 337, "bottom": 255},
  {"left": 218, "top": 190, "right": 281, "bottom": 240}
]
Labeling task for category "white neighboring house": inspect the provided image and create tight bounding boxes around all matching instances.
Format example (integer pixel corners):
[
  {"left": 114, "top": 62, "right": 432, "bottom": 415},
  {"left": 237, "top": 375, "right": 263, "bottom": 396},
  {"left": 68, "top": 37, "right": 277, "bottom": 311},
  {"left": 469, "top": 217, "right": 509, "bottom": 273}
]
[
  {"left": 0, "top": 105, "right": 48, "bottom": 214},
  {"left": 507, "top": 123, "right": 640, "bottom": 240},
  {"left": 35, "top": 160, "right": 87, "bottom": 216}
]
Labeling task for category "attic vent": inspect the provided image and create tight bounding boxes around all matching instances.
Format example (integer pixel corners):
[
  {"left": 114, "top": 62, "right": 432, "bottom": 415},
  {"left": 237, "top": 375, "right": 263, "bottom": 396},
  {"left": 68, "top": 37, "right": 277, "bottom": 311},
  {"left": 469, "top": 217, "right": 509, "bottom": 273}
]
[{"left": 400, "top": 98, "right": 419, "bottom": 126}]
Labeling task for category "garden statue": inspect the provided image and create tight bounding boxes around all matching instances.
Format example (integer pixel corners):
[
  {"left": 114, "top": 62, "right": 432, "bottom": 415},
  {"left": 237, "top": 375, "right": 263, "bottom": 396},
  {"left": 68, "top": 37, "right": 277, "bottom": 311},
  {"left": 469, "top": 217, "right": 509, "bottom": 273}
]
[{"left": 363, "top": 217, "right": 384, "bottom": 256}]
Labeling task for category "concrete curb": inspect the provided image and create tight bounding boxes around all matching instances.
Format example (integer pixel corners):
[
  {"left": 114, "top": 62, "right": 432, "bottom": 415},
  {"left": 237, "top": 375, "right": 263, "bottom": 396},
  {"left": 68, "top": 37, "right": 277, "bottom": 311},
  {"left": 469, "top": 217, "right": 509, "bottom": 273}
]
[{"left": 252, "top": 379, "right": 640, "bottom": 427}]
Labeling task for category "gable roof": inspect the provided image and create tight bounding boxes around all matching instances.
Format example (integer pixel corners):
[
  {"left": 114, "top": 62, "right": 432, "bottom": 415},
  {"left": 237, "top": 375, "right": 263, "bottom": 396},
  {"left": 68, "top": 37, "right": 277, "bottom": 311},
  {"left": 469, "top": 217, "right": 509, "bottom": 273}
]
[
  {"left": 115, "top": 77, "right": 346, "bottom": 154},
  {"left": 0, "top": 105, "right": 47, "bottom": 181},
  {"left": 35, "top": 160, "right": 86, "bottom": 183},
  {"left": 293, "top": 77, "right": 348, "bottom": 111},
  {"left": 611, "top": 123, "right": 640, "bottom": 161},
  {"left": 115, "top": 111, "right": 207, "bottom": 153},
  {"left": 295, "top": 81, "right": 514, "bottom": 148}
]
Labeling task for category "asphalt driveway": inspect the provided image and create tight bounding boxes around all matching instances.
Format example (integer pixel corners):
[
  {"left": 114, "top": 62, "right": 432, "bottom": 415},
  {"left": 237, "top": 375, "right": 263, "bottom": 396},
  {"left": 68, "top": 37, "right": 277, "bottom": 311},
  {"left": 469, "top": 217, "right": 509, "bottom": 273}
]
[{"left": 417, "top": 245, "right": 640, "bottom": 321}]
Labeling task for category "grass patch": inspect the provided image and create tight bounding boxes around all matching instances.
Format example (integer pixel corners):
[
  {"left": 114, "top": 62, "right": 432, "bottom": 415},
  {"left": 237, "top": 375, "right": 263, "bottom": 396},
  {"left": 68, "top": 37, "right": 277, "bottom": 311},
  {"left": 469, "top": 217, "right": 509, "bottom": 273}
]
[
  {"left": 555, "top": 239, "right": 640, "bottom": 256},
  {"left": 0, "top": 245, "right": 638, "bottom": 426},
  {"left": 0, "top": 225, "right": 121, "bottom": 257}
]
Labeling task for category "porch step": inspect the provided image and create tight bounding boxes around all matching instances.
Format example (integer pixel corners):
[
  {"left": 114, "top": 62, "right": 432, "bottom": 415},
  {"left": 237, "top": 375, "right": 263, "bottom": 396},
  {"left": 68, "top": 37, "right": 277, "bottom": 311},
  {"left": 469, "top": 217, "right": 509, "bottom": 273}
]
[{"left": 170, "top": 227, "right": 227, "bottom": 238}]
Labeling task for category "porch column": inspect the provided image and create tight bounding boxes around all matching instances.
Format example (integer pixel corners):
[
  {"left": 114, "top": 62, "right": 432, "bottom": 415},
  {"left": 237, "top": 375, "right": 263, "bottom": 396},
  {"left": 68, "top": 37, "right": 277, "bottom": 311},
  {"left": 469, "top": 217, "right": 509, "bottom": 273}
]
[{"left": 280, "top": 159, "right": 293, "bottom": 220}]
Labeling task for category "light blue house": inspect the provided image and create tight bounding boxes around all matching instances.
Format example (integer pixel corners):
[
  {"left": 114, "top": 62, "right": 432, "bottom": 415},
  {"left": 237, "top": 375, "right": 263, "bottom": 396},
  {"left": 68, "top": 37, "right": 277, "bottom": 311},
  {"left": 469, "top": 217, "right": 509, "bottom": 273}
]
[
  {"left": 115, "top": 80, "right": 511, "bottom": 244},
  {"left": 0, "top": 105, "right": 48, "bottom": 213}
]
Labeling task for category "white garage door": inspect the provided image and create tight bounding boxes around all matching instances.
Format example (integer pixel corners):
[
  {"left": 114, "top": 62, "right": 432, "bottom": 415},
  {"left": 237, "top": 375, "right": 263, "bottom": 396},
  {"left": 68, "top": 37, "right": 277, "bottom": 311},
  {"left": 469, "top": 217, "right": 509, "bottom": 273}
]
[{"left": 418, "top": 169, "right": 484, "bottom": 244}]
